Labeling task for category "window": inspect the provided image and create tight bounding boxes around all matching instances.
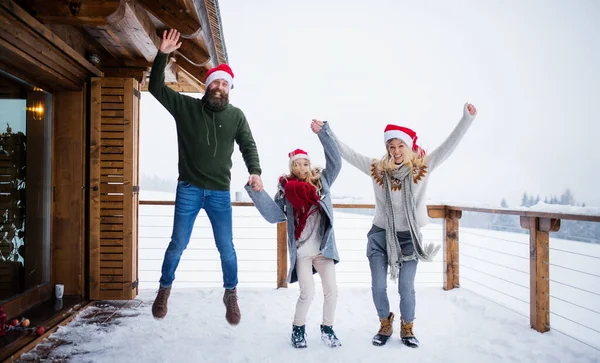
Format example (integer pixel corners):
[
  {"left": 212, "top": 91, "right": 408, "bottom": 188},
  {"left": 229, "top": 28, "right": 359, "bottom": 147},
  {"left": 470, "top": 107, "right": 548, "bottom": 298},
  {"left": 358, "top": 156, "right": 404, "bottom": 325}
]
[{"left": 0, "top": 70, "right": 52, "bottom": 302}]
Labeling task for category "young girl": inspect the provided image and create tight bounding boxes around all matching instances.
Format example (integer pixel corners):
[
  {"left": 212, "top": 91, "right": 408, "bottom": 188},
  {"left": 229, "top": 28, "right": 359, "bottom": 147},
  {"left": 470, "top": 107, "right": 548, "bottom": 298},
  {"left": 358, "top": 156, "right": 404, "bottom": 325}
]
[
  {"left": 332, "top": 102, "right": 478, "bottom": 348},
  {"left": 245, "top": 120, "right": 342, "bottom": 349}
]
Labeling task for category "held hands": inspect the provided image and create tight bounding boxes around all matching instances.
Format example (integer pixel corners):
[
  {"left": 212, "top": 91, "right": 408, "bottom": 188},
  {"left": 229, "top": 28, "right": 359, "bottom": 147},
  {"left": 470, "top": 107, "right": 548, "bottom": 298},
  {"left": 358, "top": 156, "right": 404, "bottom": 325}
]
[
  {"left": 159, "top": 29, "right": 182, "bottom": 54},
  {"left": 248, "top": 174, "right": 263, "bottom": 192},
  {"left": 463, "top": 102, "right": 478, "bottom": 120},
  {"left": 310, "top": 119, "right": 325, "bottom": 134}
]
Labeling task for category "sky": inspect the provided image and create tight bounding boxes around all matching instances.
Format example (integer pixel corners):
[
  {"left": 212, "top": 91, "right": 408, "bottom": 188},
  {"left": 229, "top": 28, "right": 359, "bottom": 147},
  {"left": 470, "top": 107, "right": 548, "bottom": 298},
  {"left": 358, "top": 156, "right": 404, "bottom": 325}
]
[
  {"left": 140, "top": 0, "right": 600, "bottom": 207},
  {"left": 0, "top": 100, "right": 26, "bottom": 133}
]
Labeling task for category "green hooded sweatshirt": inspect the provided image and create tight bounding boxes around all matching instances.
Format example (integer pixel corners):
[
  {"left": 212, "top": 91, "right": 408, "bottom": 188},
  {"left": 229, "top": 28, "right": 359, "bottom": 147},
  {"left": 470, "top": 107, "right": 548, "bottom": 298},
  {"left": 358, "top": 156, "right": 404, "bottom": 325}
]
[{"left": 149, "top": 51, "right": 261, "bottom": 191}]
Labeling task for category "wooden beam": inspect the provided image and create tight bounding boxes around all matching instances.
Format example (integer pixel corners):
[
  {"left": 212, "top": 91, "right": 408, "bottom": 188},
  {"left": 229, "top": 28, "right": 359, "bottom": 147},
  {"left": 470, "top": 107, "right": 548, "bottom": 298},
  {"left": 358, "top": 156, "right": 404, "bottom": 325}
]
[
  {"left": 24, "top": 0, "right": 123, "bottom": 26},
  {"left": 122, "top": 77, "right": 137, "bottom": 300},
  {"left": 0, "top": 0, "right": 102, "bottom": 78},
  {"left": 174, "top": 56, "right": 208, "bottom": 88},
  {"left": 45, "top": 24, "right": 112, "bottom": 62},
  {"left": 529, "top": 216, "right": 550, "bottom": 333},
  {"left": 0, "top": 31, "right": 79, "bottom": 90},
  {"left": 427, "top": 205, "right": 446, "bottom": 219},
  {"left": 177, "top": 38, "right": 210, "bottom": 66},
  {"left": 277, "top": 222, "right": 288, "bottom": 288},
  {"left": 520, "top": 216, "right": 559, "bottom": 333},
  {"left": 142, "top": 81, "right": 201, "bottom": 93},
  {"left": 539, "top": 217, "right": 561, "bottom": 233},
  {"left": 155, "top": 29, "right": 210, "bottom": 67},
  {"left": 102, "top": 57, "right": 153, "bottom": 88},
  {"left": 0, "top": 71, "right": 25, "bottom": 98},
  {"left": 443, "top": 209, "right": 461, "bottom": 291},
  {"left": 441, "top": 205, "right": 600, "bottom": 223},
  {"left": 176, "top": 63, "right": 204, "bottom": 92},
  {"left": 97, "top": 0, "right": 160, "bottom": 60},
  {"left": 53, "top": 90, "right": 86, "bottom": 297},
  {"left": 82, "top": 1, "right": 175, "bottom": 83},
  {"left": 89, "top": 77, "right": 102, "bottom": 300},
  {"left": 101, "top": 57, "right": 175, "bottom": 83},
  {"left": 102, "top": 58, "right": 151, "bottom": 68},
  {"left": 103, "top": 66, "right": 147, "bottom": 83},
  {"left": 138, "top": 0, "right": 201, "bottom": 37}
]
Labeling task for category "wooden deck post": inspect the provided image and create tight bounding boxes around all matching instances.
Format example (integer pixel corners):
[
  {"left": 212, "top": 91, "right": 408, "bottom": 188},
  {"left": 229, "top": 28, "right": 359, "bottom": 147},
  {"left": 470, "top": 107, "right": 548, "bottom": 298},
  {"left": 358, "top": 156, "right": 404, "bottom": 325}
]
[
  {"left": 444, "top": 209, "right": 462, "bottom": 290},
  {"left": 426, "top": 206, "right": 462, "bottom": 290},
  {"left": 276, "top": 222, "right": 288, "bottom": 288},
  {"left": 520, "top": 216, "right": 560, "bottom": 333}
]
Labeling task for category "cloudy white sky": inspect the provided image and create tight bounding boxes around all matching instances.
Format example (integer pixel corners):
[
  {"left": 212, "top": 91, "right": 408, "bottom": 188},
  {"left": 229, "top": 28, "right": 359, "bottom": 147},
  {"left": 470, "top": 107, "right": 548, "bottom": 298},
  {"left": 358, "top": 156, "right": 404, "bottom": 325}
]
[{"left": 140, "top": 0, "right": 600, "bottom": 207}]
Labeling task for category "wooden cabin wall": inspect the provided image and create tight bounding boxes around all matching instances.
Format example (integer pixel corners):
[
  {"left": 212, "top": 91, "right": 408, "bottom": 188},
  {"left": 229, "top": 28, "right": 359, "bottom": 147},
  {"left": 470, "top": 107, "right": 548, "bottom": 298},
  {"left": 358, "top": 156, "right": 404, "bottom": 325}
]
[
  {"left": 0, "top": 0, "right": 104, "bottom": 303},
  {"left": 52, "top": 90, "right": 87, "bottom": 297},
  {"left": 45, "top": 24, "right": 110, "bottom": 64}
]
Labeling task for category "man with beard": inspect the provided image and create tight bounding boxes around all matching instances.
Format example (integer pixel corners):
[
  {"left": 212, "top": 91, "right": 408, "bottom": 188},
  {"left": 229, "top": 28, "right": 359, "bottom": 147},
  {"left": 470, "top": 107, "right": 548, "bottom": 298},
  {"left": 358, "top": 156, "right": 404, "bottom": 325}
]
[{"left": 148, "top": 28, "right": 263, "bottom": 325}]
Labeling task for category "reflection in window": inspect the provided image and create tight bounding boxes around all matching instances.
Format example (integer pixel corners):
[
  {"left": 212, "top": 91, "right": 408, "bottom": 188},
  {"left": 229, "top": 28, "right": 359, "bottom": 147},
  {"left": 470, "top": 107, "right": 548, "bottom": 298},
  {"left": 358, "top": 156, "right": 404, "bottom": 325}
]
[{"left": 0, "top": 71, "right": 52, "bottom": 301}]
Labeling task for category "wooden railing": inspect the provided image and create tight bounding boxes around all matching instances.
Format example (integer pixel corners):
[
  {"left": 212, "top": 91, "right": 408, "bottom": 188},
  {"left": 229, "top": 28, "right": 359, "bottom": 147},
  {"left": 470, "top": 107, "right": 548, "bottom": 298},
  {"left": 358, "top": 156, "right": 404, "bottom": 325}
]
[
  {"left": 427, "top": 204, "right": 600, "bottom": 334},
  {"left": 139, "top": 200, "right": 600, "bottom": 335}
]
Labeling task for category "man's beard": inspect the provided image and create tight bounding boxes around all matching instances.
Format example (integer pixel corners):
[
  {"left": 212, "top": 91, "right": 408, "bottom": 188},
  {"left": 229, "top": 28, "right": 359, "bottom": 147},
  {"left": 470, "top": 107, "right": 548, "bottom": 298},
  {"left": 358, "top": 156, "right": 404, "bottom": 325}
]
[{"left": 203, "top": 88, "right": 229, "bottom": 108}]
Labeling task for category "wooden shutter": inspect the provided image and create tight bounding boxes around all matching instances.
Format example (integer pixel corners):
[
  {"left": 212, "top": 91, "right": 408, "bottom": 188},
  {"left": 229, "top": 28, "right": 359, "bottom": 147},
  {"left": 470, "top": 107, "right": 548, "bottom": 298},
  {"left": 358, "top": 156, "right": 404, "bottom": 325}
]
[{"left": 89, "top": 77, "right": 139, "bottom": 300}]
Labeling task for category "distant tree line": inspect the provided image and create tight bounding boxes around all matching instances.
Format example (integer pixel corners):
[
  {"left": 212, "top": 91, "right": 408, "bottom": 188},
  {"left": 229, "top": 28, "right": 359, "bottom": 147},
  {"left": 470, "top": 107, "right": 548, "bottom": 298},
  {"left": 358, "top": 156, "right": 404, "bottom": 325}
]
[
  {"left": 140, "top": 175, "right": 598, "bottom": 244},
  {"left": 483, "top": 189, "right": 597, "bottom": 244}
]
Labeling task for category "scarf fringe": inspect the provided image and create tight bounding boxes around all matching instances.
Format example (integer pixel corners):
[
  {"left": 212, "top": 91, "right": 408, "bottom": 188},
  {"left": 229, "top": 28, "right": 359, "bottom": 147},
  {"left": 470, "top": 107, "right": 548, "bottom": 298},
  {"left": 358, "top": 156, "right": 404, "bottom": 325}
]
[{"left": 382, "top": 168, "right": 440, "bottom": 280}]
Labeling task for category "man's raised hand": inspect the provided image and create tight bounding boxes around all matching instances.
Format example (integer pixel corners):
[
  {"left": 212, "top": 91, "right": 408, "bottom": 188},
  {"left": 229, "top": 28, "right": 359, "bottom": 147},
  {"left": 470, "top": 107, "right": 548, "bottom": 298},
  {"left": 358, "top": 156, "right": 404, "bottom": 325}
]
[{"left": 160, "top": 29, "right": 182, "bottom": 54}]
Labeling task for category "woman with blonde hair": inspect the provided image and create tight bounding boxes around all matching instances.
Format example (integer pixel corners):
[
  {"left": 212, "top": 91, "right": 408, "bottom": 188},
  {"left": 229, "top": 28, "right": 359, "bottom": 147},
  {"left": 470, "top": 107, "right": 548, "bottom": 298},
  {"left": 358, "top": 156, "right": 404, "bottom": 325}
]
[
  {"left": 333, "top": 102, "right": 478, "bottom": 347},
  {"left": 245, "top": 119, "right": 342, "bottom": 349}
]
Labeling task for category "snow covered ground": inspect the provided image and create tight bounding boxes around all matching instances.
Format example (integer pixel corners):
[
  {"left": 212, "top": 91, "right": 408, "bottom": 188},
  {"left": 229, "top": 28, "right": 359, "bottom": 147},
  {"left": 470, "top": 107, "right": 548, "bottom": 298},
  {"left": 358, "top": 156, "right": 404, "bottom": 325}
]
[
  {"left": 136, "top": 191, "right": 600, "bottom": 350},
  {"left": 20, "top": 190, "right": 600, "bottom": 362},
  {"left": 20, "top": 287, "right": 600, "bottom": 363}
]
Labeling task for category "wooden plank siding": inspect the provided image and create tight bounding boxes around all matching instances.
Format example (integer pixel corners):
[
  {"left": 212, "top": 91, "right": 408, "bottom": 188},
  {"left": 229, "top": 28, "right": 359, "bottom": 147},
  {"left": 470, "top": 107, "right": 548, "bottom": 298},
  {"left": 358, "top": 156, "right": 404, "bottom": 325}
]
[
  {"left": 0, "top": 0, "right": 102, "bottom": 91},
  {"left": 52, "top": 90, "right": 86, "bottom": 297},
  {"left": 89, "top": 77, "right": 139, "bottom": 300}
]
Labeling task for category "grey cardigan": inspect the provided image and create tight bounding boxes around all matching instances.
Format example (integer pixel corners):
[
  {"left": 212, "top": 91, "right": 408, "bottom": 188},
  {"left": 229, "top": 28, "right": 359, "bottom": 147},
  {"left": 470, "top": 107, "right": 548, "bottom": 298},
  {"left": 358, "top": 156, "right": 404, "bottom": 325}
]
[{"left": 244, "top": 122, "right": 342, "bottom": 283}]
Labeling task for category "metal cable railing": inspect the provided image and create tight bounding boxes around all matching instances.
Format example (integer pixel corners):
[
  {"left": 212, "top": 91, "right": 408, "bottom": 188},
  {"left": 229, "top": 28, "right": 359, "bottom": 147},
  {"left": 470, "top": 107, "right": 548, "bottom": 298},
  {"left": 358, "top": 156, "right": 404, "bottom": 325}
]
[
  {"left": 137, "top": 204, "right": 443, "bottom": 288},
  {"left": 449, "top": 212, "right": 600, "bottom": 351},
  {"left": 138, "top": 201, "right": 600, "bottom": 351}
]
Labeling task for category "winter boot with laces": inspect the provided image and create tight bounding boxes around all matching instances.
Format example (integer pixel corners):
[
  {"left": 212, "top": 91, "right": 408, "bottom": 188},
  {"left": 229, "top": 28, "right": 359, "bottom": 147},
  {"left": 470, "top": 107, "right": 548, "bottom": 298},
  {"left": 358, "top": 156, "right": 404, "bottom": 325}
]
[
  {"left": 223, "top": 288, "right": 241, "bottom": 325},
  {"left": 372, "top": 312, "right": 394, "bottom": 346},
  {"left": 400, "top": 319, "right": 420, "bottom": 348},
  {"left": 152, "top": 286, "right": 172, "bottom": 319},
  {"left": 291, "top": 325, "right": 307, "bottom": 348},
  {"left": 320, "top": 325, "right": 342, "bottom": 347}
]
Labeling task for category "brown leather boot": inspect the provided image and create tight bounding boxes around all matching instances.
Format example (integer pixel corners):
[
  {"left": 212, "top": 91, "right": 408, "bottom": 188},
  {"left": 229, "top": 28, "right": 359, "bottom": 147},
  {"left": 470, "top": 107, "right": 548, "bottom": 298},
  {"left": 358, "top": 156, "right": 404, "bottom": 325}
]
[
  {"left": 400, "top": 319, "right": 420, "bottom": 348},
  {"left": 372, "top": 312, "right": 394, "bottom": 346},
  {"left": 223, "top": 288, "right": 241, "bottom": 325},
  {"left": 152, "top": 286, "right": 171, "bottom": 319}
]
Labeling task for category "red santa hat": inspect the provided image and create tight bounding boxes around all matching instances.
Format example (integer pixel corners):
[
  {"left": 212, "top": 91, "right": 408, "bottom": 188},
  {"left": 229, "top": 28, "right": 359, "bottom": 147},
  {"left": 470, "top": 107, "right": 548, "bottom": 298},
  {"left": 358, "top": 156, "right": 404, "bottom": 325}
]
[
  {"left": 205, "top": 64, "right": 234, "bottom": 91},
  {"left": 383, "top": 124, "right": 418, "bottom": 149},
  {"left": 383, "top": 124, "right": 426, "bottom": 156},
  {"left": 288, "top": 148, "right": 310, "bottom": 163}
]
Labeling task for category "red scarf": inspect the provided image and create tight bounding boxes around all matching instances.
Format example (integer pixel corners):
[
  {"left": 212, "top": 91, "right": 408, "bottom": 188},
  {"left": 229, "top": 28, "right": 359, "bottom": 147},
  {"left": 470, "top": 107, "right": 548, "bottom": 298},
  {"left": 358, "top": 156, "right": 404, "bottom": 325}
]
[{"left": 279, "top": 176, "right": 321, "bottom": 240}]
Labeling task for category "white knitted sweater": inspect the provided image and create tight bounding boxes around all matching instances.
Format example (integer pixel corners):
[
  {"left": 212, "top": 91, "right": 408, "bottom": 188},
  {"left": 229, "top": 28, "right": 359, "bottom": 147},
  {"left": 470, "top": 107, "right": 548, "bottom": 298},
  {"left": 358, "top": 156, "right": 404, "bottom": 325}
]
[{"left": 334, "top": 113, "right": 475, "bottom": 232}]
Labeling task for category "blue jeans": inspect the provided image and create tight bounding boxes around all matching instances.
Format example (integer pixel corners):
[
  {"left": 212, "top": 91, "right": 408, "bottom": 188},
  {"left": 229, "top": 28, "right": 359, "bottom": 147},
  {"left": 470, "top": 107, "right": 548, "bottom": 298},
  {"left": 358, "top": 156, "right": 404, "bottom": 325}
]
[
  {"left": 367, "top": 225, "right": 418, "bottom": 322},
  {"left": 159, "top": 181, "right": 238, "bottom": 289}
]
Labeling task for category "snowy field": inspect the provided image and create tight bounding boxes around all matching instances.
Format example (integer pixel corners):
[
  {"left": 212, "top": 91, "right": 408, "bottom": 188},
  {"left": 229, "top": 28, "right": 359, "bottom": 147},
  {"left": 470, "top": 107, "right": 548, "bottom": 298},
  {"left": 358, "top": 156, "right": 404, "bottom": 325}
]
[
  {"left": 20, "top": 287, "right": 600, "bottom": 363},
  {"left": 136, "top": 191, "right": 600, "bottom": 350},
  {"left": 20, "top": 190, "right": 600, "bottom": 362}
]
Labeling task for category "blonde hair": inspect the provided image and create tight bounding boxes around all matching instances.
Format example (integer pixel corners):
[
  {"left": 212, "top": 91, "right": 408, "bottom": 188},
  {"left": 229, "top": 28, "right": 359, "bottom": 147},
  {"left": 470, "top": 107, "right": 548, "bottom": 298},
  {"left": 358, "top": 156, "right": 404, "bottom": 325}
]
[
  {"left": 283, "top": 159, "right": 323, "bottom": 192},
  {"left": 376, "top": 139, "right": 426, "bottom": 173}
]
